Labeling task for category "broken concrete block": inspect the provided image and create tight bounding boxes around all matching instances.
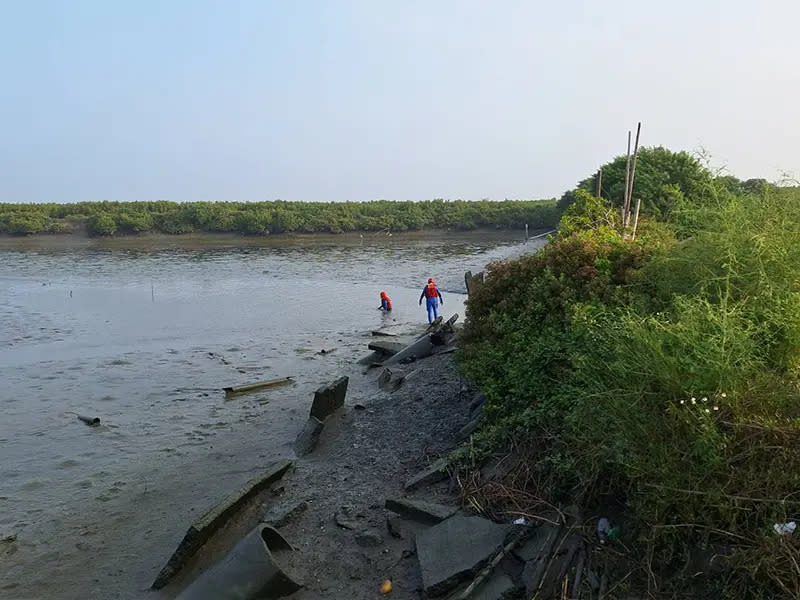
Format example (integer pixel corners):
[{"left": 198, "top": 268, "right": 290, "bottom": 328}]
[
  {"left": 404, "top": 457, "right": 450, "bottom": 491},
  {"left": 367, "top": 340, "right": 407, "bottom": 355},
  {"left": 384, "top": 498, "right": 458, "bottom": 525},
  {"left": 415, "top": 515, "right": 513, "bottom": 596},
  {"left": 310, "top": 376, "right": 349, "bottom": 421},
  {"left": 294, "top": 416, "right": 324, "bottom": 456},
  {"left": 262, "top": 501, "right": 309, "bottom": 528}
]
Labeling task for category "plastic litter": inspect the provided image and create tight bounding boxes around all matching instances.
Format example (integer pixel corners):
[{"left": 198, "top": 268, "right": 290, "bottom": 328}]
[
  {"left": 597, "top": 517, "right": 621, "bottom": 543},
  {"left": 773, "top": 521, "right": 797, "bottom": 535},
  {"left": 512, "top": 517, "right": 527, "bottom": 525},
  {"left": 381, "top": 579, "right": 393, "bottom": 594}
]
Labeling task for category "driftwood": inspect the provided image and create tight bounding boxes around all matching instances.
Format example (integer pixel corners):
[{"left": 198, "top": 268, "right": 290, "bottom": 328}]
[
  {"left": 223, "top": 377, "right": 293, "bottom": 396},
  {"left": 77, "top": 415, "right": 100, "bottom": 426}
]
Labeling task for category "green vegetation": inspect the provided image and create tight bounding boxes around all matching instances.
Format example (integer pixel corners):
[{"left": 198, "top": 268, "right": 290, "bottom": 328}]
[
  {"left": 460, "top": 150, "right": 800, "bottom": 597},
  {"left": 0, "top": 199, "right": 558, "bottom": 237}
]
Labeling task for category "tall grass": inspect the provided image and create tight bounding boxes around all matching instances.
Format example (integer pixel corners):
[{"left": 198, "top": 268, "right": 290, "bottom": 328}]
[{"left": 459, "top": 184, "right": 800, "bottom": 597}]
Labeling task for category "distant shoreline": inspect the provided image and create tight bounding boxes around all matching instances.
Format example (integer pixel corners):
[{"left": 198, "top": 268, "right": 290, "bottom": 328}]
[{"left": 0, "top": 227, "right": 548, "bottom": 251}]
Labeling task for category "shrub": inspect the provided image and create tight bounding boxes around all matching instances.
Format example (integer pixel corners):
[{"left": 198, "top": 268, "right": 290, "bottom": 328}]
[{"left": 86, "top": 213, "right": 117, "bottom": 236}]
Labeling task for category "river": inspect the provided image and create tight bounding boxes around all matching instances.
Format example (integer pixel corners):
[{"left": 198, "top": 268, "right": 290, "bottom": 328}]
[{"left": 0, "top": 231, "right": 546, "bottom": 600}]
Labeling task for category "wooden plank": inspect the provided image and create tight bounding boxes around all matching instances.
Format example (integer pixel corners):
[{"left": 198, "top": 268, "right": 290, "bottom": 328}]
[{"left": 223, "top": 377, "right": 293, "bottom": 396}]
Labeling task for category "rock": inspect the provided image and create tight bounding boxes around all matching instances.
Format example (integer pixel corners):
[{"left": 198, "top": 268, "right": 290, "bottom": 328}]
[
  {"left": 354, "top": 404, "right": 366, "bottom": 410},
  {"left": 335, "top": 506, "right": 364, "bottom": 530},
  {"left": 262, "top": 501, "right": 309, "bottom": 528},
  {"left": 294, "top": 416, "right": 324, "bottom": 456},
  {"left": 310, "top": 376, "right": 349, "bottom": 421},
  {"left": 415, "top": 515, "right": 512, "bottom": 596},
  {"left": 384, "top": 498, "right": 458, "bottom": 525},
  {"left": 354, "top": 530, "right": 384, "bottom": 547},
  {"left": 386, "top": 518, "right": 431, "bottom": 541},
  {"left": 404, "top": 457, "right": 450, "bottom": 491},
  {"left": 472, "top": 572, "right": 515, "bottom": 600}
]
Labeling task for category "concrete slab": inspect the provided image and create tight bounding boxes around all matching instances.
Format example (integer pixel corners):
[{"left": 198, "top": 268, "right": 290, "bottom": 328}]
[
  {"left": 415, "top": 515, "right": 513, "bottom": 596},
  {"left": 384, "top": 498, "right": 458, "bottom": 525},
  {"left": 310, "top": 376, "right": 348, "bottom": 421},
  {"left": 294, "top": 416, "right": 324, "bottom": 457},
  {"left": 404, "top": 457, "right": 450, "bottom": 491},
  {"left": 367, "top": 340, "right": 407, "bottom": 355}
]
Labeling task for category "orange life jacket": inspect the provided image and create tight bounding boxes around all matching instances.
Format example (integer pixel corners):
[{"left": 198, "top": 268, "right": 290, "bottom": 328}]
[{"left": 424, "top": 283, "right": 439, "bottom": 298}]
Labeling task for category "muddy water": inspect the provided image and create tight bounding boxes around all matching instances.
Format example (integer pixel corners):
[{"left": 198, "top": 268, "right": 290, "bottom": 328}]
[{"left": 0, "top": 231, "right": 546, "bottom": 599}]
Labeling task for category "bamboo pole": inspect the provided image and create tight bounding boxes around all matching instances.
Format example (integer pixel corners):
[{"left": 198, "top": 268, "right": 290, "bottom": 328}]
[
  {"left": 631, "top": 197, "right": 642, "bottom": 240},
  {"left": 625, "top": 122, "right": 642, "bottom": 228},
  {"left": 622, "top": 131, "right": 632, "bottom": 231}
]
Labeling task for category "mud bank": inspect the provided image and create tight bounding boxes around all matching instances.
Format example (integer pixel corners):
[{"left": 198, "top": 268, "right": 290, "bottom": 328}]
[{"left": 155, "top": 333, "right": 477, "bottom": 599}]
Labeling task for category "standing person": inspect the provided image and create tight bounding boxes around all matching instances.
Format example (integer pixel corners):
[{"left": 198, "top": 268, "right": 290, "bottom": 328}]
[
  {"left": 419, "top": 278, "right": 443, "bottom": 323},
  {"left": 379, "top": 290, "right": 392, "bottom": 311}
]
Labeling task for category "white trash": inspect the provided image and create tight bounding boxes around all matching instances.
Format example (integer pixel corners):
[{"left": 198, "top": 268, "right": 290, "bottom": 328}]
[{"left": 773, "top": 521, "right": 797, "bottom": 535}]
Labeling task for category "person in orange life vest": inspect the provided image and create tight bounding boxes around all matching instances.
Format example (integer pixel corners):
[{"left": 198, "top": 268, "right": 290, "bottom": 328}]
[
  {"left": 419, "top": 278, "right": 443, "bottom": 323},
  {"left": 379, "top": 291, "right": 393, "bottom": 311}
]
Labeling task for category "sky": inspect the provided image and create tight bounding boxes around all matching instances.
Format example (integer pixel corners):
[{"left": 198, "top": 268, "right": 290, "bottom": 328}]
[{"left": 1, "top": 0, "right": 798, "bottom": 203}]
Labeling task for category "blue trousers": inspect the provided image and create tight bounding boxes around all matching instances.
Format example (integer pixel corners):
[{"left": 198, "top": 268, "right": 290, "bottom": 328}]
[{"left": 426, "top": 297, "right": 439, "bottom": 323}]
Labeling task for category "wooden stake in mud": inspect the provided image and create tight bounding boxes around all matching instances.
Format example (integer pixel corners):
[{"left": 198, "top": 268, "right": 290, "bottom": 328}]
[
  {"left": 625, "top": 122, "right": 642, "bottom": 228},
  {"left": 622, "top": 131, "right": 632, "bottom": 230}
]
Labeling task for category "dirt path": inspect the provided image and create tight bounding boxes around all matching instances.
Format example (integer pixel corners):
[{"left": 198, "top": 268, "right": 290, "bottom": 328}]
[{"left": 271, "top": 351, "right": 476, "bottom": 600}]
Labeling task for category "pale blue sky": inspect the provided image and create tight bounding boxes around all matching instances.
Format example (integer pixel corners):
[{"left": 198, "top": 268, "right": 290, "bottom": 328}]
[{"left": 1, "top": 1, "right": 798, "bottom": 203}]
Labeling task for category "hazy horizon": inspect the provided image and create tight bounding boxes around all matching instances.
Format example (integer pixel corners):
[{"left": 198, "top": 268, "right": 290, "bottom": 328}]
[{"left": 2, "top": 1, "right": 798, "bottom": 204}]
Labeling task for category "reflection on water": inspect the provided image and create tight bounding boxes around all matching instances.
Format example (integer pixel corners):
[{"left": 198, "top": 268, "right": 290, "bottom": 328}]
[{"left": 0, "top": 231, "right": 545, "bottom": 599}]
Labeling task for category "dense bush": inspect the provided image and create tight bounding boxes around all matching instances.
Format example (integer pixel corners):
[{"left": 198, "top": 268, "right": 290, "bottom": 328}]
[
  {"left": 86, "top": 213, "right": 117, "bottom": 236},
  {"left": 459, "top": 178, "right": 800, "bottom": 596},
  {"left": 0, "top": 199, "right": 559, "bottom": 237}
]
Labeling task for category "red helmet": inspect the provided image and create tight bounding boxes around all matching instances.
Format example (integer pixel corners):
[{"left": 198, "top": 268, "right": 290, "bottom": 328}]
[
  {"left": 428, "top": 278, "right": 435, "bottom": 284},
  {"left": 380, "top": 291, "right": 387, "bottom": 298}
]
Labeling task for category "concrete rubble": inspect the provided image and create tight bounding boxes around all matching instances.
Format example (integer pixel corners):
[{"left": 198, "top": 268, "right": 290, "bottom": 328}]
[
  {"left": 294, "top": 376, "right": 349, "bottom": 456},
  {"left": 415, "top": 515, "right": 513, "bottom": 596}
]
